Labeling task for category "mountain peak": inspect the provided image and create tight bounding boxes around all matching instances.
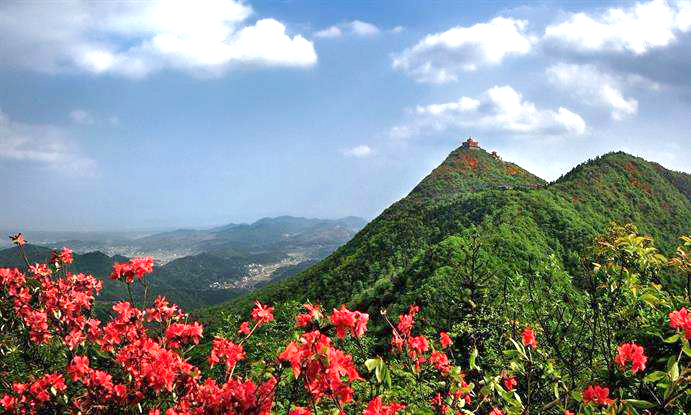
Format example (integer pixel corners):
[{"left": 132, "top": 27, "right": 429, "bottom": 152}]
[{"left": 406, "top": 138, "right": 545, "bottom": 203}]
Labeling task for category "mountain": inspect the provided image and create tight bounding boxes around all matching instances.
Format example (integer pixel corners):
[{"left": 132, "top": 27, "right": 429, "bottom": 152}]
[
  {"left": 154, "top": 216, "right": 367, "bottom": 252},
  {"left": 212, "top": 143, "right": 690, "bottom": 330},
  {"left": 0, "top": 216, "right": 368, "bottom": 312}
]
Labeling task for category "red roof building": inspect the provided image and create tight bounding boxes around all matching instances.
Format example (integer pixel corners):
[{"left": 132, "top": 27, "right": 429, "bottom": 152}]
[{"left": 462, "top": 137, "right": 479, "bottom": 149}]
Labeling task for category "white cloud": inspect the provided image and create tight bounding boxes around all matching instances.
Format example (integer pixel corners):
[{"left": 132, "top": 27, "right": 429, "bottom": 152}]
[
  {"left": 342, "top": 145, "right": 373, "bottom": 158},
  {"left": 314, "top": 20, "right": 380, "bottom": 39},
  {"left": 543, "top": 0, "right": 691, "bottom": 55},
  {"left": 314, "top": 26, "right": 343, "bottom": 38},
  {"left": 391, "top": 85, "right": 586, "bottom": 138},
  {"left": 390, "top": 26, "right": 405, "bottom": 34},
  {"left": 69, "top": 109, "right": 94, "bottom": 125},
  {"left": 0, "top": 110, "right": 96, "bottom": 173},
  {"left": 0, "top": 0, "right": 317, "bottom": 78},
  {"left": 392, "top": 17, "right": 535, "bottom": 83},
  {"left": 546, "top": 64, "right": 639, "bottom": 120},
  {"left": 349, "top": 20, "right": 380, "bottom": 36}
]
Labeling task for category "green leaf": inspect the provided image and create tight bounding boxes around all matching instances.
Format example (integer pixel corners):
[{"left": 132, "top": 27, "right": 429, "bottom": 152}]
[
  {"left": 668, "top": 362, "right": 679, "bottom": 381},
  {"left": 469, "top": 347, "right": 480, "bottom": 371},
  {"left": 663, "top": 334, "right": 679, "bottom": 343},
  {"left": 682, "top": 343, "right": 691, "bottom": 358},
  {"left": 364, "top": 358, "right": 380, "bottom": 372},
  {"left": 622, "top": 399, "right": 655, "bottom": 409},
  {"left": 643, "top": 371, "right": 667, "bottom": 383},
  {"left": 639, "top": 293, "right": 658, "bottom": 307}
]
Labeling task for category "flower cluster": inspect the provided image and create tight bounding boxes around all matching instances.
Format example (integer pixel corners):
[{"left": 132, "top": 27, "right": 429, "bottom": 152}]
[
  {"left": 614, "top": 343, "right": 647, "bottom": 374},
  {"left": 669, "top": 307, "right": 691, "bottom": 340},
  {"left": 521, "top": 327, "right": 537, "bottom": 349},
  {"left": 295, "top": 303, "right": 322, "bottom": 328},
  {"left": 582, "top": 385, "right": 614, "bottom": 406},
  {"left": 330, "top": 305, "right": 369, "bottom": 339},
  {"left": 110, "top": 257, "right": 155, "bottom": 283},
  {"left": 279, "top": 329, "right": 361, "bottom": 407},
  {"left": 0, "top": 264, "right": 102, "bottom": 349},
  {"left": 362, "top": 396, "right": 406, "bottom": 415},
  {"left": 0, "top": 374, "right": 66, "bottom": 412}
]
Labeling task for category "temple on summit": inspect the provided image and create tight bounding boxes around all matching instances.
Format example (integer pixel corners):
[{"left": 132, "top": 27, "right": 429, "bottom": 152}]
[{"left": 462, "top": 137, "right": 479, "bottom": 149}]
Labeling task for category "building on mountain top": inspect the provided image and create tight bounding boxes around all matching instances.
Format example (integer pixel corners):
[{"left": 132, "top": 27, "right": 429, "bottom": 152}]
[{"left": 462, "top": 137, "right": 479, "bottom": 149}]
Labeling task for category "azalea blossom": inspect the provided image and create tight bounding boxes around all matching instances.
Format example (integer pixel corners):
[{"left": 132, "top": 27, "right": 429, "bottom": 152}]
[
  {"left": 363, "top": 396, "right": 406, "bottom": 415},
  {"left": 582, "top": 385, "right": 613, "bottom": 406},
  {"left": 614, "top": 343, "right": 647, "bottom": 373},
  {"left": 251, "top": 301, "right": 275, "bottom": 326},
  {"left": 522, "top": 327, "right": 537, "bottom": 349},
  {"left": 440, "top": 331, "right": 452, "bottom": 349}
]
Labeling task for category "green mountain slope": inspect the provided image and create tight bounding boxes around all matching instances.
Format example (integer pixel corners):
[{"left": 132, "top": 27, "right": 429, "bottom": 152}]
[{"left": 212, "top": 145, "right": 690, "bottom": 327}]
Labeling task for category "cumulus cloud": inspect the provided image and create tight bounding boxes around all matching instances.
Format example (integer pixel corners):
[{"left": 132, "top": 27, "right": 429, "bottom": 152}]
[
  {"left": 0, "top": 110, "right": 95, "bottom": 173},
  {"left": 314, "top": 20, "right": 380, "bottom": 39},
  {"left": 392, "top": 17, "right": 535, "bottom": 83},
  {"left": 546, "top": 64, "right": 639, "bottom": 120},
  {"left": 69, "top": 110, "right": 95, "bottom": 125},
  {"left": 543, "top": 0, "right": 691, "bottom": 55},
  {"left": 342, "top": 145, "right": 373, "bottom": 158},
  {"left": 391, "top": 85, "right": 586, "bottom": 139},
  {"left": 0, "top": 0, "right": 317, "bottom": 78}
]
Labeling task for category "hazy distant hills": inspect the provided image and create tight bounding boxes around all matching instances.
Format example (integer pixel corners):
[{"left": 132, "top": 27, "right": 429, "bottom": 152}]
[
  {"left": 0, "top": 215, "right": 367, "bottom": 311},
  {"left": 136, "top": 215, "right": 367, "bottom": 255}
]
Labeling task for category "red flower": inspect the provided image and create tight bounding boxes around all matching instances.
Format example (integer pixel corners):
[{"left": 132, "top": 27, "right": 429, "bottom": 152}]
[
  {"left": 165, "top": 322, "right": 203, "bottom": 346},
  {"left": 582, "top": 385, "right": 613, "bottom": 406},
  {"left": 490, "top": 409, "right": 504, "bottom": 415},
  {"left": 330, "top": 306, "right": 369, "bottom": 339},
  {"left": 67, "top": 355, "right": 91, "bottom": 382},
  {"left": 238, "top": 321, "right": 251, "bottom": 335},
  {"left": 408, "top": 336, "right": 429, "bottom": 354},
  {"left": 290, "top": 407, "right": 312, "bottom": 415},
  {"left": 130, "top": 257, "right": 154, "bottom": 277},
  {"left": 439, "top": 331, "right": 452, "bottom": 349},
  {"left": 363, "top": 396, "right": 406, "bottom": 415},
  {"left": 251, "top": 301, "right": 274, "bottom": 326},
  {"left": 669, "top": 307, "right": 691, "bottom": 340},
  {"left": 502, "top": 375, "right": 517, "bottom": 391},
  {"left": 279, "top": 341, "right": 303, "bottom": 377},
  {"left": 429, "top": 351, "right": 450, "bottom": 374},
  {"left": 669, "top": 307, "right": 688, "bottom": 329},
  {"left": 60, "top": 247, "right": 74, "bottom": 265},
  {"left": 209, "top": 338, "right": 245, "bottom": 374},
  {"left": 614, "top": 343, "right": 647, "bottom": 374},
  {"left": 10, "top": 233, "right": 25, "bottom": 247},
  {"left": 110, "top": 257, "right": 154, "bottom": 284},
  {"left": 0, "top": 394, "right": 16, "bottom": 411},
  {"left": 522, "top": 327, "right": 537, "bottom": 349}
]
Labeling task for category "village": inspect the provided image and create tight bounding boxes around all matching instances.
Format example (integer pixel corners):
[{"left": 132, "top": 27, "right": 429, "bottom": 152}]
[{"left": 208, "top": 252, "right": 309, "bottom": 290}]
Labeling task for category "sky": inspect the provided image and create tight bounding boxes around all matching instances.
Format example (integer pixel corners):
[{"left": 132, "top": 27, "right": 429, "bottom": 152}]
[{"left": 0, "top": 0, "right": 690, "bottom": 230}]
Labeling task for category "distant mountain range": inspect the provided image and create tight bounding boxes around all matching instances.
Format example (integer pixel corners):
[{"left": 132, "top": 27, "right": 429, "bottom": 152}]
[{"left": 0, "top": 216, "right": 367, "bottom": 311}]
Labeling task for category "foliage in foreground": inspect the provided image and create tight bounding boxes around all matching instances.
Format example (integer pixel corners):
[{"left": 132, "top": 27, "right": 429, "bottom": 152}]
[{"left": 1, "top": 226, "right": 690, "bottom": 414}]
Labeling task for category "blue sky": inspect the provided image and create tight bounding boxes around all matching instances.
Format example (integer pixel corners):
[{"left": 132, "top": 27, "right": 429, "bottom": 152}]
[{"left": 1, "top": 0, "right": 689, "bottom": 230}]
